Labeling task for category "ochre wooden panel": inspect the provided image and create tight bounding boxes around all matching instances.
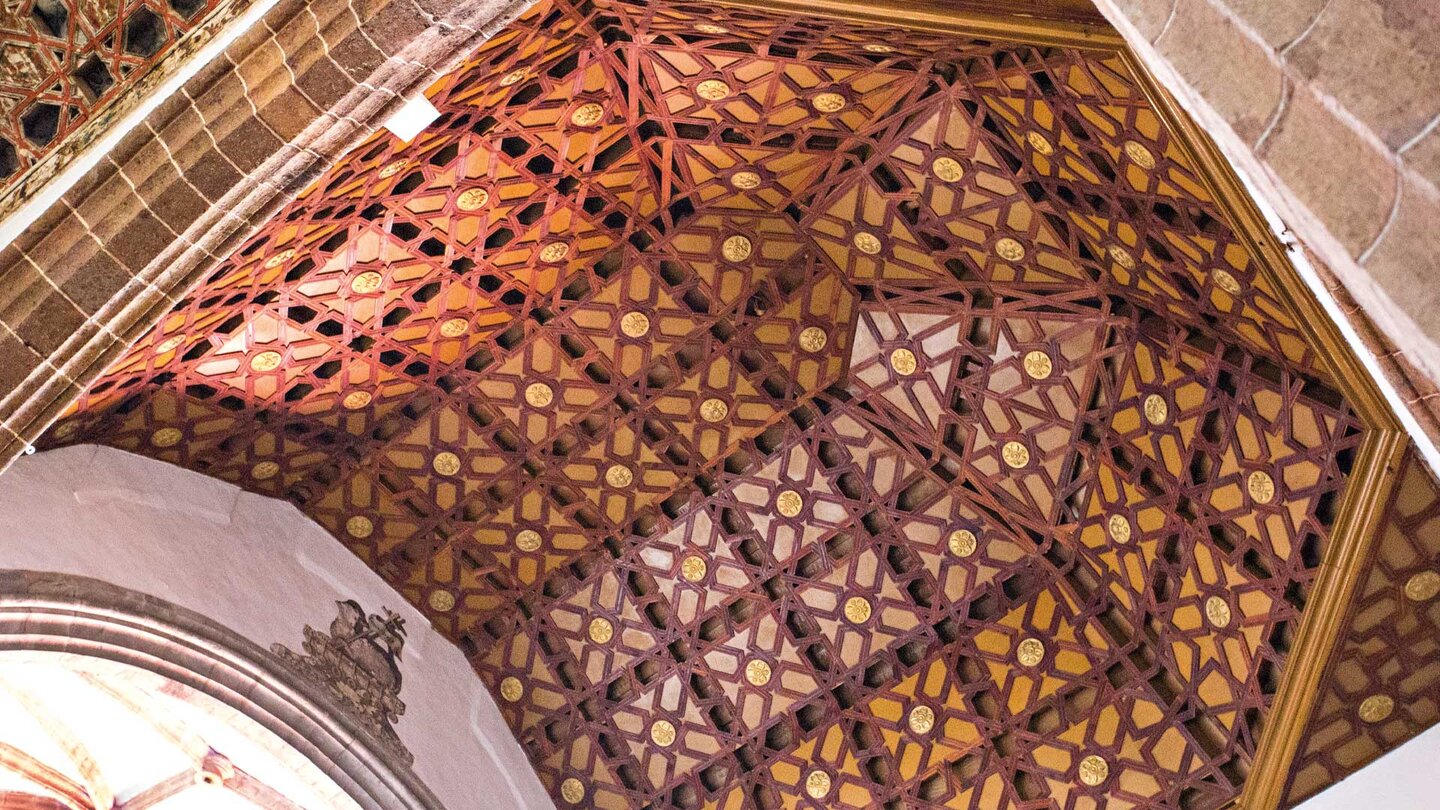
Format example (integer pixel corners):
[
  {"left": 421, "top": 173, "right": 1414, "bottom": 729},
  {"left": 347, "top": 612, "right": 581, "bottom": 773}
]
[{"left": 1281, "top": 450, "right": 1440, "bottom": 807}]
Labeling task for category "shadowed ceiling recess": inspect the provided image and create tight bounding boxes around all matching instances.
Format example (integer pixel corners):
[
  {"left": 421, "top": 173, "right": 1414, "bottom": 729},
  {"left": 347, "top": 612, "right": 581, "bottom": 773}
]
[
  {"left": 41, "top": 0, "right": 1440, "bottom": 808},
  {"left": 0, "top": 0, "right": 231, "bottom": 189}
]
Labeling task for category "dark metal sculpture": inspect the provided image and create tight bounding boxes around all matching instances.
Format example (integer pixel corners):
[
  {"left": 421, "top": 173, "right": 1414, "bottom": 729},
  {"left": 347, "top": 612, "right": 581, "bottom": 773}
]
[{"left": 272, "top": 599, "right": 414, "bottom": 766}]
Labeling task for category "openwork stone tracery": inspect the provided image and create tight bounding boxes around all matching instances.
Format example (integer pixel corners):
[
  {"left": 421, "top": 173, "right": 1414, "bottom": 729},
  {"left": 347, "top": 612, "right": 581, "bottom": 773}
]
[{"left": 41, "top": 0, "right": 1440, "bottom": 808}]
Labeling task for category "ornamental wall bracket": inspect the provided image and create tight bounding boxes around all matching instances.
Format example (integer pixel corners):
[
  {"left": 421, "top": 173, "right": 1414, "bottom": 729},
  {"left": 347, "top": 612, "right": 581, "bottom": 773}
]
[{"left": 271, "top": 599, "right": 414, "bottom": 766}]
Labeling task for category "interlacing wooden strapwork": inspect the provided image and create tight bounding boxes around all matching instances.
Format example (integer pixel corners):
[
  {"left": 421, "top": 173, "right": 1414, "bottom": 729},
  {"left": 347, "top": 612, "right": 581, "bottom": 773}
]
[
  {"left": 1281, "top": 449, "right": 1440, "bottom": 807},
  {"left": 44, "top": 0, "right": 1431, "bottom": 807},
  {"left": 0, "top": 0, "right": 231, "bottom": 188}
]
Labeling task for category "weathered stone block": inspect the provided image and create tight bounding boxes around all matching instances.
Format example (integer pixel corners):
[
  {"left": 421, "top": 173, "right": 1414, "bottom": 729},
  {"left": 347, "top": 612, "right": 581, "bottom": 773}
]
[
  {"left": 1287, "top": 0, "right": 1440, "bottom": 148},
  {"left": 1109, "top": 0, "right": 1175, "bottom": 41},
  {"left": 1263, "top": 84, "right": 1398, "bottom": 255},
  {"left": 1222, "top": 0, "right": 1329, "bottom": 49},
  {"left": 8, "top": 288, "right": 86, "bottom": 356},
  {"left": 1402, "top": 129, "right": 1440, "bottom": 194},
  {"left": 1155, "top": 0, "right": 1284, "bottom": 144},
  {"left": 1362, "top": 176, "right": 1440, "bottom": 341}
]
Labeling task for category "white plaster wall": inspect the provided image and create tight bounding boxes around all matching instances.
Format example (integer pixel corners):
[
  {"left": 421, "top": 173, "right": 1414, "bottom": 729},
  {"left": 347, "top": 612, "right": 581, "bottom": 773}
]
[
  {"left": 1295, "top": 722, "right": 1440, "bottom": 810},
  {"left": 0, "top": 444, "right": 553, "bottom": 810}
]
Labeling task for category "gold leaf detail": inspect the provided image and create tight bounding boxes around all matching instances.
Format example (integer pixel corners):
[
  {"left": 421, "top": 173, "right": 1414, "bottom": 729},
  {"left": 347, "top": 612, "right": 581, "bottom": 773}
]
[
  {"left": 1107, "top": 514, "right": 1132, "bottom": 544},
  {"left": 1124, "top": 140, "right": 1155, "bottom": 169},
  {"left": 805, "top": 771, "right": 831, "bottom": 799},
  {"left": 560, "top": 778, "right": 584, "bottom": 804},
  {"left": 525, "top": 382, "right": 555, "bottom": 408},
  {"left": 852, "top": 231, "right": 882, "bottom": 254},
  {"left": 798, "top": 327, "right": 828, "bottom": 352},
  {"left": 350, "top": 271, "right": 383, "bottom": 294},
  {"left": 908, "top": 705, "right": 935, "bottom": 734},
  {"left": 1205, "top": 595, "right": 1233, "bottom": 628},
  {"left": 429, "top": 590, "right": 456, "bottom": 612},
  {"left": 1078, "top": 755, "right": 1109, "bottom": 787},
  {"left": 1248, "top": 470, "right": 1275, "bottom": 504},
  {"left": 994, "top": 237, "right": 1025, "bottom": 262},
  {"left": 721, "top": 234, "right": 753, "bottom": 262},
  {"left": 680, "top": 555, "right": 707, "bottom": 582},
  {"left": 456, "top": 188, "right": 490, "bottom": 211},
  {"left": 499, "top": 676, "right": 523, "bottom": 702},
  {"left": 889, "top": 348, "right": 918, "bottom": 376},
  {"left": 843, "top": 596, "right": 872, "bottom": 624},
  {"left": 1002, "top": 441, "right": 1030, "bottom": 469},
  {"left": 948, "top": 529, "right": 977, "bottom": 558},
  {"left": 776, "top": 489, "right": 804, "bottom": 518},
  {"left": 570, "top": 103, "right": 604, "bottom": 126},
  {"left": 1023, "top": 350, "right": 1053, "bottom": 380},
  {"left": 1017, "top": 637, "right": 1045, "bottom": 667},
  {"left": 700, "top": 398, "right": 729, "bottom": 423},
  {"left": 1405, "top": 570, "right": 1440, "bottom": 601},
  {"left": 650, "top": 719, "right": 677, "bottom": 747},
  {"left": 250, "top": 351, "right": 283, "bottom": 372},
  {"left": 587, "top": 617, "right": 614, "bottom": 643},
  {"left": 432, "top": 452, "right": 461, "bottom": 476},
  {"left": 620, "top": 311, "right": 651, "bottom": 337},
  {"left": 1359, "top": 694, "right": 1394, "bottom": 724},
  {"left": 605, "top": 465, "right": 634, "bottom": 487},
  {"left": 696, "top": 79, "right": 731, "bottom": 100},
  {"left": 1144, "top": 394, "right": 1169, "bottom": 425},
  {"left": 931, "top": 156, "right": 963, "bottom": 182}
]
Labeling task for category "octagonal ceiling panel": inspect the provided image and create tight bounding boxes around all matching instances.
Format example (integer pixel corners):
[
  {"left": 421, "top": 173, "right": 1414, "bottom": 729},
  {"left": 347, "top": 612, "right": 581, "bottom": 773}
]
[{"left": 37, "top": 1, "right": 1440, "bottom": 809}]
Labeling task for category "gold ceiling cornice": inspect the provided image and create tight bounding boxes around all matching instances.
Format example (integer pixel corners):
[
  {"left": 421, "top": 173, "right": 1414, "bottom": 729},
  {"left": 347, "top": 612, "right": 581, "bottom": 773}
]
[
  {"left": 1236, "top": 430, "right": 1406, "bottom": 809},
  {"left": 712, "top": 0, "right": 1123, "bottom": 49},
  {"left": 1120, "top": 51, "right": 1409, "bottom": 810},
  {"left": 1116, "top": 49, "right": 1399, "bottom": 433}
]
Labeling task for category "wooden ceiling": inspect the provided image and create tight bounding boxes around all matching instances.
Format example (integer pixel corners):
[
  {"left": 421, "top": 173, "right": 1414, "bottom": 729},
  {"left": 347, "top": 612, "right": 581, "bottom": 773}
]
[
  {"left": 0, "top": 0, "right": 231, "bottom": 191},
  {"left": 40, "top": 0, "right": 1440, "bottom": 808}
]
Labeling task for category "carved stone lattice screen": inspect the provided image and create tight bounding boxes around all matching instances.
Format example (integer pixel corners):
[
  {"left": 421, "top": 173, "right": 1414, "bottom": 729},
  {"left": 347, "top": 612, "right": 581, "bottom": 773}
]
[
  {"left": 0, "top": 0, "right": 236, "bottom": 197},
  {"left": 40, "top": 1, "right": 1440, "bottom": 808}
]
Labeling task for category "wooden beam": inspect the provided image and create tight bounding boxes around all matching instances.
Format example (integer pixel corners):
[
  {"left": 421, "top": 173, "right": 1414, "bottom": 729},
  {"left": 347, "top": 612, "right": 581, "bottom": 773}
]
[
  {"left": 0, "top": 744, "right": 91, "bottom": 810},
  {"left": 711, "top": 0, "right": 1122, "bottom": 49},
  {"left": 1237, "top": 432, "right": 1408, "bottom": 809}
]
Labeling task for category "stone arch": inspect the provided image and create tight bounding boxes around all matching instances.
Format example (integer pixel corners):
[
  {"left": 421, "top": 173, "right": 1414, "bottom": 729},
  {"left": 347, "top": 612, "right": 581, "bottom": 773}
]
[
  {"left": 0, "top": 444, "right": 550, "bottom": 810},
  {"left": 0, "top": 571, "right": 441, "bottom": 810}
]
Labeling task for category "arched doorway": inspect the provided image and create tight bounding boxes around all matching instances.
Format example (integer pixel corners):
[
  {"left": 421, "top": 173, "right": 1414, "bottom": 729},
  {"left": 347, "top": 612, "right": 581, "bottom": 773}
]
[{"left": 0, "top": 571, "right": 442, "bottom": 810}]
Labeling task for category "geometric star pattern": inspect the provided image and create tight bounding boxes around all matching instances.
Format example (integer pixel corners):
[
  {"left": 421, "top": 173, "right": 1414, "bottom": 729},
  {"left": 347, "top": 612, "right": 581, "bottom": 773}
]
[
  {"left": 0, "top": 0, "right": 228, "bottom": 187},
  {"left": 38, "top": 1, "right": 1440, "bottom": 809},
  {"left": 1282, "top": 448, "right": 1440, "bottom": 806}
]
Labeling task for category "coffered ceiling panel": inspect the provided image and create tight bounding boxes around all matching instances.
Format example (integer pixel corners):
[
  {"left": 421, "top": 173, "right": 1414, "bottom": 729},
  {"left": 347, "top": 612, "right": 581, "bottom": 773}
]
[
  {"left": 38, "top": 0, "right": 1440, "bottom": 808},
  {"left": 0, "top": 0, "right": 235, "bottom": 193}
]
